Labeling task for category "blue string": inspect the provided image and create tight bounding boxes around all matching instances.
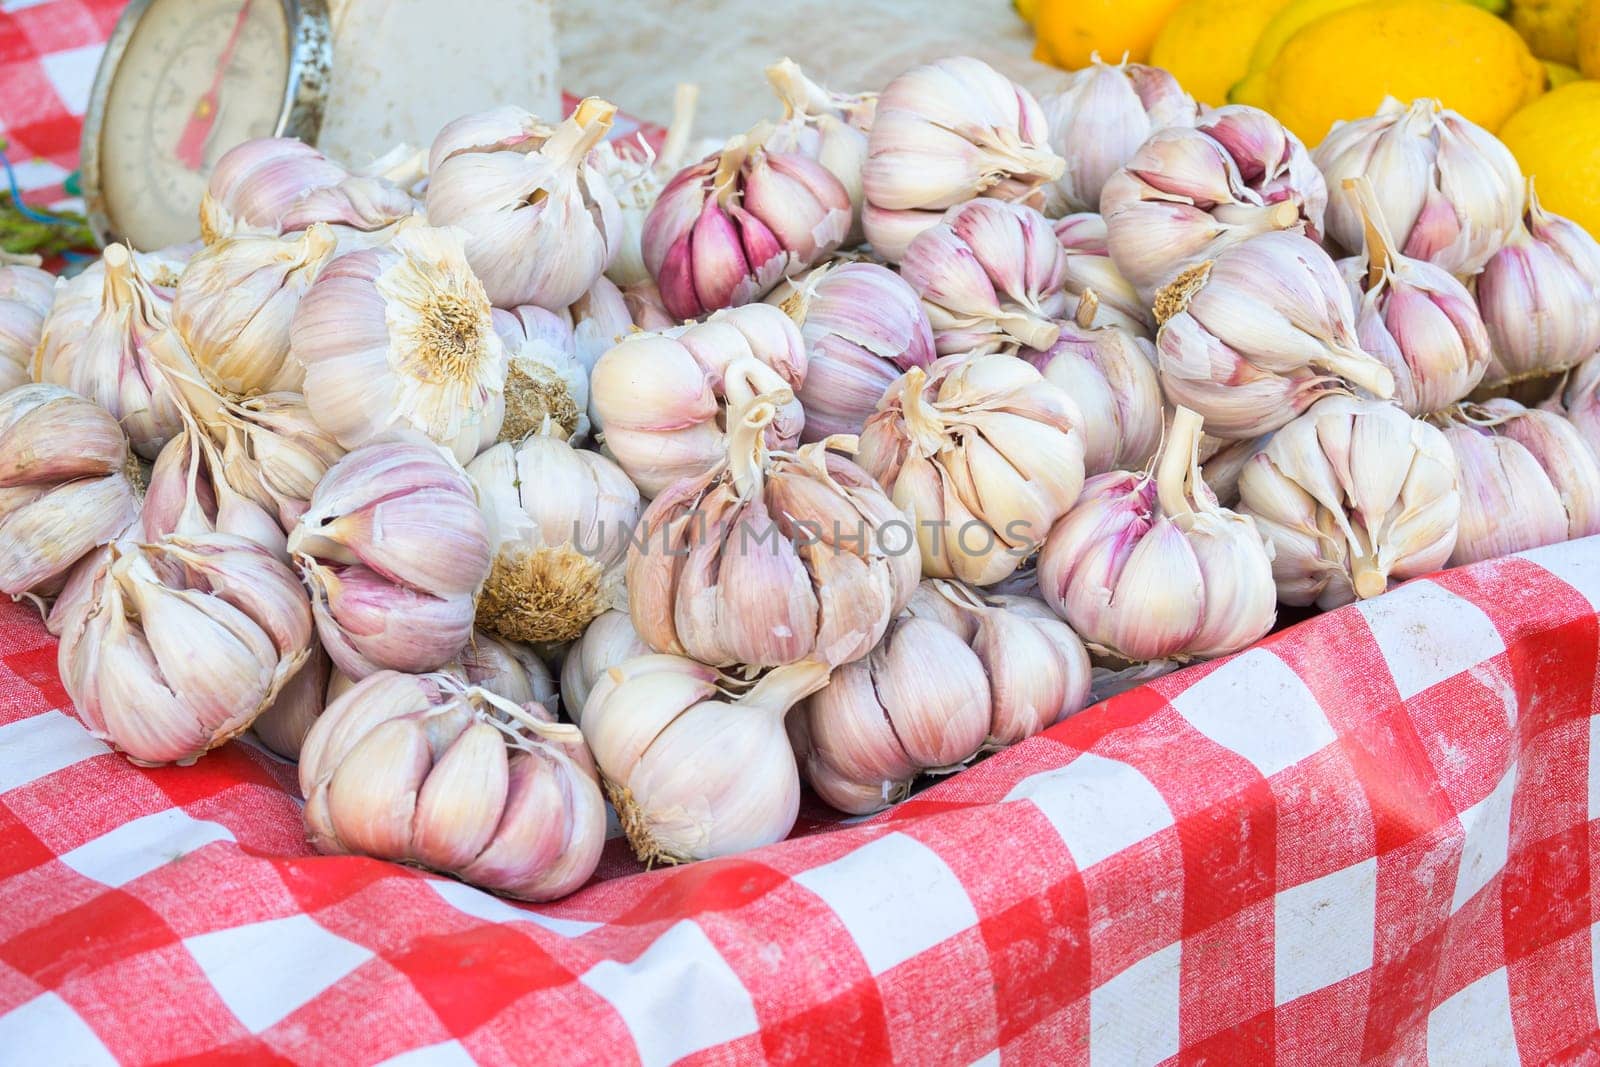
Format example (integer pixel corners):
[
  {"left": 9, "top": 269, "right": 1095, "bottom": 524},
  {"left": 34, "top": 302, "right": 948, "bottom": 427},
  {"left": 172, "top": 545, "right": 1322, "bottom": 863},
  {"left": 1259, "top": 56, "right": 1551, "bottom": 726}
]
[{"left": 0, "top": 144, "right": 74, "bottom": 226}]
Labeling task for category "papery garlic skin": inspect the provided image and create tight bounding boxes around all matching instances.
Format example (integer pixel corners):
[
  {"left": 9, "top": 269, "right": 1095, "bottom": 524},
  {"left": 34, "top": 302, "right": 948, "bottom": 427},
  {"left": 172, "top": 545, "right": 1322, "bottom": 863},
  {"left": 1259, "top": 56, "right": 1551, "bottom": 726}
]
[
  {"left": 0, "top": 263, "right": 55, "bottom": 392},
  {"left": 571, "top": 276, "right": 637, "bottom": 376},
  {"left": 171, "top": 224, "right": 338, "bottom": 397},
  {"left": 1441, "top": 399, "right": 1600, "bottom": 565},
  {"left": 492, "top": 306, "right": 590, "bottom": 443},
  {"left": 1020, "top": 295, "right": 1163, "bottom": 475},
  {"left": 1039, "top": 58, "right": 1197, "bottom": 217},
  {"left": 590, "top": 303, "right": 808, "bottom": 496},
  {"left": 1238, "top": 395, "right": 1459, "bottom": 609},
  {"left": 1475, "top": 183, "right": 1600, "bottom": 388},
  {"left": 956, "top": 589, "right": 1092, "bottom": 745},
  {"left": 857, "top": 353, "right": 1085, "bottom": 585},
  {"left": 582, "top": 656, "right": 828, "bottom": 864},
  {"left": 201, "top": 138, "right": 413, "bottom": 245},
  {"left": 300, "top": 671, "right": 605, "bottom": 901},
  {"left": 252, "top": 646, "right": 332, "bottom": 761},
  {"left": 33, "top": 244, "right": 184, "bottom": 460},
  {"left": 901, "top": 199, "right": 1070, "bottom": 354},
  {"left": 58, "top": 533, "right": 313, "bottom": 766},
  {"left": 1155, "top": 231, "right": 1396, "bottom": 440},
  {"left": 862, "top": 56, "right": 1064, "bottom": 262},
  {"left": 621, "top": 279, "right": 677, "bottom": 334},
  {"left": 1054, "top": 212, "right": 1153, "bottom": 336},
  {"left": 791, "top": 615, "right": 988, "bottom": 815},
  {"left": 627, "top": 396, "right": 919, "bottom": 670},
  {"left": 291, "top": 223, "right": 507, "bottom": 463},
  {"left": 765, "top": 59, "right": 877, "bottom": 244},
  {"left": 288, "top": 438, "right": 492, "bottom": 679},
  {"left": 143, "top": 421, "right": 288, "bottom": 557},
  {"left": 469, "top": 435, "right": 641, "bottom": 645},
  {"left": 427, "top": 99, "right": 623, "bottom": 310},
  {"left": 1102, "top": 105, "right": 1326, "bottom": 302},
  {"left": 771, "top": 262, "right": 935, "bottom": 441},
  {"left": 1314, "top": 98, "right": 1523, "bottom": 277},
  {"left": 0, "top": 385, "right": 140, "bottom": 596},
  {"left": 1551, "top": 357, "right": 1600, "bottom": 457},
  {"left": 560, "top": 609, "right": 650, "bottom": 726},
  {"left": 215, "top": 393, "right": 346, "bottom": 532},
  {"left": 1038, "top": 407, "right": 1277, "bottom": 662}
]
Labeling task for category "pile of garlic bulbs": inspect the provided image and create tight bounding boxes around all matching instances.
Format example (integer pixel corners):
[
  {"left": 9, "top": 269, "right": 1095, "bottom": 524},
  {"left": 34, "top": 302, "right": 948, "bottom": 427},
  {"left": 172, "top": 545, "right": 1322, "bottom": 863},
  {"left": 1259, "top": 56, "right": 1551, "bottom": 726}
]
[{"left": 5, "top": 52, "right": 1600, "bottom": 902}]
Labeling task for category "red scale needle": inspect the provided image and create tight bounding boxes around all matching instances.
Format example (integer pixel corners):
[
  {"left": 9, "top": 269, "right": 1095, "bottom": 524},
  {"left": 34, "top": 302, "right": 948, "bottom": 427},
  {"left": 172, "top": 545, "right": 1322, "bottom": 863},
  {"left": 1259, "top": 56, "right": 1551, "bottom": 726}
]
[{"left": 175, "top": 0, "right": 255, "bottom": 172}]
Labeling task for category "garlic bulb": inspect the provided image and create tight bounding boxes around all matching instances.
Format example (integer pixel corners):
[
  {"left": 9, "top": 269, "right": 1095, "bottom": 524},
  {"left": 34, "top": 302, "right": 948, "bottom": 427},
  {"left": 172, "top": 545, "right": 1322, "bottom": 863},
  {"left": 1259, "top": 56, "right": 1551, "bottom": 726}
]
[
  {"left": 790, "top": 614, "right": 987, "bottom": 815},
  {"left": 492, "top": 305, "right": 590, "bottom": 443},
  {"left": 594, "top": 84, "right": 703, "bottom": 288},
  {"left": 1102, "top": 105, "right": 1327, "bottom": 301},
  {"left": 621, "top": 279, "right": 677, "bottom": 333},
  {"left": 170, "top": 224, "right": 338, "bottom": 397},
  {"left": 0, "top": 261, "right": 55, "bottom": 391},
  {"left": 771, "top": 262, "right": 935, "bottom": 441},
  {"left": 1550, "top": 357, "right": 1600, "bottom": 456},
  {"left": 1155, "top": 231, "right": 1396, "bottom": 440},
  {"left": 58, "top": 532, "right": 314, "bottom": 766},
  {"left": 900, "top": 198, "right": 1070, "bottom": 354},
  {"left": 1038, "top": 407, "right": 1277, "bottom": 662},
  {"left": 201, "top": 138, "right": 413, "bottom": 244},
  {"left": 33, "top": 244, "right": 184, "bottom": 459},
  {"left": 0, "top": 385, "right": 140, "bottom": 596},
  {"left": 589, "top": 303, "right": 808, "bottom": 496},
  {"left": 582, "top": 656, "right": 830, "bottom": 864},
  {"left": 426, "top": 99, "right": 624, "bottom": 309},
  {"left": 903, "top": 576, "right": 980, "bottom": 642},
  {"left": 764, "top": 59, "right": 877, "bottom": 243},
  {"left": 1038, "top": 58, "right": 1197, "bottom": 216},
  {"left": 1340, "top": 178, "right": 1491, "bottom": 416},
  {"left": 559, "top": 609, "right": 650, "bottom": 726},
  {"left": 1238, "top": 395, "right": 1459, "bottom": 609},
  {"left": 570, "top": 277, "right": 636, "bottom": 384},
  {"left": 1020, "top": 293, "right": 1163, "bottom": 475},
  {"left": 469, "top": 434, "right": 641, "bottom": 645},
  {"left": 291, "top": 222, "right": 507, "bottom": 463},
  {"left": 215, "top": 393, "right": 346, "bottom": 531},
  {"left": 642, "top": 124, "right": 851, "bottom": 321},
  {"left": 856, "top": 353, "right": 1085, "bottom": 585},
  {"left": 1314, "top": 97, "right": 1522, "bottom": 277},
  {"left": 945, "top": 584, "right": 1092, "bottom": 744},
  {"left": 1054, "top": 212, "right": 1153, "bottom": 336},
  {"left": 300, "top": 671, "right": 605, "bottom": 900},
  {"left": 143, "top": 419, "right": 287, "bottom": 556},
  {"left": 252, "top": 647, "right": 332, "bottom": 761},
  {"left": 861, "top": 56, "right": 1063, "bottom": 262},
  {"left": 288, "top": 438, "right": 491, "bottom": 678},
  {"left": 450, "top": 631, "right": 558, "bottom": 710},
  {"left": 1439, "top": 399, "right": 1600, "bottom": 565},
  {"left": 1475, "top": 182, "right": 1600, "bottom": 388},
  {"left": 1198, "top": 435, "right": 1264, "bottom": 509},
  {"left": 627, "top": 392, "right": 919, "bottom": 669}
]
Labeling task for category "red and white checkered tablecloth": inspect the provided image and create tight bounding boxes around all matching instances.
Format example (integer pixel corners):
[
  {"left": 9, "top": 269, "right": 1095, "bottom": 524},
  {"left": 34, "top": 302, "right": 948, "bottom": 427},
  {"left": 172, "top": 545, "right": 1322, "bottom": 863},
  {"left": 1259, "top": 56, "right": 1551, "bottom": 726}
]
[{"left": 2, "top": 536, "right": 1598, "bottom": 1064}]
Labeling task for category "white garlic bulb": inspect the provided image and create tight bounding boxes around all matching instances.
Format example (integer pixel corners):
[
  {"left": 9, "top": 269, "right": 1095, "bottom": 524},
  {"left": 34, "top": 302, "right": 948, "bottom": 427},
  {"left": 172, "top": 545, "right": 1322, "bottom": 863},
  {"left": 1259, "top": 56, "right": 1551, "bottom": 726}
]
[
  {"left": 143, "top": 419, "right": 288, "bottom": 557},
  {"left": 1054, "top": 212, "right": 1153, "bottom": 337},
  {"left": 1238, "top": 395, "right": 1460, "bottom": 609},
  {"left": 426, "top": 99, "right": 623, "bottom": 310},
  {"left": 569, "top": 276, "right": 635, "bottom": 377},
  {"left": 170, "top": 224, "right": 338, "bottom": 397},
  {"left": 1038, "top": 407, "right": 1277, "bottom": 663},
  {"left": 300, "top": 671, "right": 605, "bottom": 900},
  {"left": 1020, "top": 293, "right": 1163, "bottom": 475},
  {"left": 492, "top": 305, "right": 590, "bottom": 443},
  {"left": 862, "top": 56, "right": 1064, "bottom": 262},
  {"left": 288, "top": 437, "right": 492, "bottom": 678},
  {"left": 764, "top": 59, "right": 877, "bottom": 244},
  {"left": 449, "top": 631, "right": 558, "bottom": 711},
  {"left": 469, "top": 434, "right": 641, "bottom": 645},
  {"left": 560, "top": 609, "right": 651, "bottom": 726},
  {"left": 856, "top": 353, "right": 1086, "bottom": 585},
  {"left": 0, "top": 385, "right": 140, "bottom": 597},
  {"left": 582, "top": 656, "right": 830, "bottom": 864},
  {"left": 33, "top": 244, "right": 184, "bottom": 460},
  {"left": 1550, "top": 357, "right": 1600, "bottom": 457},
  {"left": 58, "top": 532, "right": 314, "bottom": 766},
  {"left": 201, "top": 137, "right": 413, "bottom": 245},
  {"left": 589, "top": 303, "right": 808, "bottom": 496},
  {"left": 252, "top": 647, "right": 332, "bottom": 761},
  {"left": 291, "top": 222, "right": 507, "bottom": 463},
  {"left": 1440, "top": 399, "right": 1600, "bottom": 565},
  {"left": 0, "top": 260, "right": 55, "bottom": 392},
  {"left": 627, "top": 391, "right": 919, "bottom": 670}
]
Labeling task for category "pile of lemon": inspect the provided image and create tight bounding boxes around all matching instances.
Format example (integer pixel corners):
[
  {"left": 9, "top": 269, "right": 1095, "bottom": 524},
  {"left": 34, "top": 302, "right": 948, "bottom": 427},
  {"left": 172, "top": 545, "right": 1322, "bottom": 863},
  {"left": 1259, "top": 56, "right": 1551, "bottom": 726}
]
[{"left": 1022, "top": 0, "right": 1600, "bottom": 237}]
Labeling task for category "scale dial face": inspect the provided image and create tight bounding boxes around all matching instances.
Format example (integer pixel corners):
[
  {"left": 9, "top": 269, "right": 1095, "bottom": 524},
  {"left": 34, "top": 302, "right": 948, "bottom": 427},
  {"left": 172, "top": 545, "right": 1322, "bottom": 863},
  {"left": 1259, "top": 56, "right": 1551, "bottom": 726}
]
[{"left": 89, "top": 0, "right": 321, "bottom": 251}]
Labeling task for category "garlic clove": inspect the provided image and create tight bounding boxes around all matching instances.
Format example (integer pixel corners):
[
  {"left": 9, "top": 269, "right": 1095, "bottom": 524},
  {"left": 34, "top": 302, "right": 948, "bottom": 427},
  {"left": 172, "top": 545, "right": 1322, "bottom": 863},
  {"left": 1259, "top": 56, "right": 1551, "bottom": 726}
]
[
  {"left": 304, "top": 562, "right": 476, "bottom": 679},
  {"left": 410, "top": 720, "right": 510, "bottom": 870},
  {"left": 325, "top": 716, "right": 434, "bottom": 858},
  {"left": 560, "top": 610, "right": 651, "bottom": 726}
]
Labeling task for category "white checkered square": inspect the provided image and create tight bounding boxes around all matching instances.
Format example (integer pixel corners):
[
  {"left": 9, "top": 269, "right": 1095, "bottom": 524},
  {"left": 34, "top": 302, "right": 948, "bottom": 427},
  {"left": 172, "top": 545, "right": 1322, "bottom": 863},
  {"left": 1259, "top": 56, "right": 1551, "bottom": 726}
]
[
  {"left": 1426, "top": 967, "right": 1519, "bottom": 1065},
  {"left": 1006, "top": 753, "right": 1175, "bottom": 870},
  {"left": 1357, "top": 581, "right": 1506, "bottom": 701},
  {"left": 377, "top": 1039, "right": 477, "bottom": 1066},
  {"left": 1170, "top": 648, "right": 1336, "bottom": 778},
  {"left": 1519, "top": 537, "right": 1600, "bottom": 612},
  {"left": 0, "top": 992, "right": 116, "bottom": 1066},
  {"left": 1274, "top": 858, "right": 1377, "bottom": 1005},
  {"left": 429, "top": 879, "right": 600, "bottom": 937},
  {"left": 59, "top": 807, "right": 234, "bottom": 888},
  {"left": 184, "top": 915, "right": 373, "bottom": 1033},
  {"left": 1089, "top": 942, "right": 1180, "bottom": 1067},
  {"left": 38, "top": 43, "right": 101, "bottom": 115},
  {"left": 0, "top": 710, "right": 110, "bottom": 793},
  {"left": 1451, "top": 763, "right": 1518, "bottom": 913}
]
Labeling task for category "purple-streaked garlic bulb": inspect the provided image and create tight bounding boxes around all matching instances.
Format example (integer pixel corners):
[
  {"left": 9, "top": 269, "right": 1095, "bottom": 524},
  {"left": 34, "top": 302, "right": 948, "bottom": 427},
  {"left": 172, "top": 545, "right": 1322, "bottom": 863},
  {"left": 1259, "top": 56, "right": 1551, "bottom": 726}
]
[
  {"left": 771, "top": 261, "right": 935, "bottom": 441},
  {"left": 862, "top": 56, "right": 1064, "bottom": 262},
  {"left": 764, "top": 58, "right": 877, "bottom": 243},
  {"left": 1054, "top": 212, "right": 1153, "bottom": 336},
  {"left": 1102, "top": 105, "right": 1327, "bottom": 302},
  {"left": 426, "top": 99, "right": 624, "bottom": 310},
  {"left": 143, "top": 417, "right": 288, "bottom": 557},
  {"left": 642, "top": 125, "right": 851, "bottom": 321},
  {"left": 1314, "top": 97, "right": 1523, "bottom": 277},
  {"left": 1155, "top": 231, "right": 1395, "bottom": 440},
  {"left": 0, "top": 259, "right": 54, "bottom": 391},
  {"left": 287, "top": 437, "right": 491, "bottom": 679},
  {"left": 1038, "top": 58, "right": 1196, "bottom": 216},
  {"left": 200, "top": 137, "right": 413, "bottom": 245}
]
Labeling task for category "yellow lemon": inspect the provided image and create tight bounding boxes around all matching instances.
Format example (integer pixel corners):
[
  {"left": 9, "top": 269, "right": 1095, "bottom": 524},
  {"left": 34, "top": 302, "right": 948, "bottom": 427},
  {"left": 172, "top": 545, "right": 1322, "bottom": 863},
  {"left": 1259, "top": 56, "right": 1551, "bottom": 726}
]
[
  {"left": 1033, "top": 0, "right": 1187, "bottom": 69},
  {"left": 1511, "top": 0, "right": 1586, "bottom": 64},
  {"left": 1014, "top": 0, "right": 1039, "bottom": 24},
  {"left": 1257, "top": 0, "right": 1546, "bottom": 144},
  {"left": 1545, "top": 59, "right": 1585, "bottom": 85},
  {"left": 1499, "top": 80, "right": 1600, "bottom": 238},
  {"left": 1580, "top": 0, "right": 1600, "bottom": 76},
  {"left": 1152, "top": 0, "right": 1295, "bottom": 105}
]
